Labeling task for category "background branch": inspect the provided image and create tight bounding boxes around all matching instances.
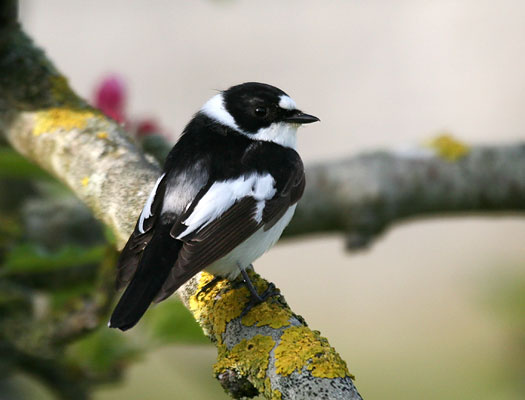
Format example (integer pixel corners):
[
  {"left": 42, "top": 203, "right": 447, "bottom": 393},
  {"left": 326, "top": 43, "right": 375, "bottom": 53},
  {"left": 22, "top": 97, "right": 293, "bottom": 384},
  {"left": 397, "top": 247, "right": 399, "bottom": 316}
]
[{"left": 288, "top": 141, "right": 525, "bottom": 248}]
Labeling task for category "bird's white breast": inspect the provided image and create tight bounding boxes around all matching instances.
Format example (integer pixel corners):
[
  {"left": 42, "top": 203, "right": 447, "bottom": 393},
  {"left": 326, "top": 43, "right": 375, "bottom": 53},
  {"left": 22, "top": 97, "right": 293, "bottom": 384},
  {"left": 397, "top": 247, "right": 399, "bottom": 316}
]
[{"left": 204, "top": 205, "right": 297, "bottom": 279}]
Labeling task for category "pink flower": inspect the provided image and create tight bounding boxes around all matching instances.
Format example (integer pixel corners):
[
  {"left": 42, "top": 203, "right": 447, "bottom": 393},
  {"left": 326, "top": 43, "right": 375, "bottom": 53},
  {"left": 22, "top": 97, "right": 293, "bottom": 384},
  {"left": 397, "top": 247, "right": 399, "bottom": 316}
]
[
  {"left": 94, "top": 75, "right": 126, "bottom": 123},
  {"left": 135, "top": 118, "right": 161, "bottom": 138}
]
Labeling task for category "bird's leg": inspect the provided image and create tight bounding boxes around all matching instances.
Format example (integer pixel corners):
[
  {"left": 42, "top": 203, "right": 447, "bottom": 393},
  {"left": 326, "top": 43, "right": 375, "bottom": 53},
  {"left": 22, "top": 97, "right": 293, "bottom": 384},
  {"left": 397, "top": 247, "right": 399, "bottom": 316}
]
[{"left": 239, "top": 265, "right": 279, "bottom": 317}]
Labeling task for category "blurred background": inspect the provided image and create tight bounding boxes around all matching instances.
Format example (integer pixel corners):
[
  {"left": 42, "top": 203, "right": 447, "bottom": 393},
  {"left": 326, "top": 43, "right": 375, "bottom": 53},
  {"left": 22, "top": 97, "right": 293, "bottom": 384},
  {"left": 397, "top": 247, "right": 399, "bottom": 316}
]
[{"left": 2, "top": 0, "right": 524, "bottom": 399}]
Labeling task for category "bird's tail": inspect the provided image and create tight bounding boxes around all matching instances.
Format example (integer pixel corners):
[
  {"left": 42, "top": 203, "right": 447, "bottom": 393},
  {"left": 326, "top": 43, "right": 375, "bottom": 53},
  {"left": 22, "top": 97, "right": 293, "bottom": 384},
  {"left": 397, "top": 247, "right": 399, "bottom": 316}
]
[{"left": 109, "top": 228, "right": 182, "bottom": 331}]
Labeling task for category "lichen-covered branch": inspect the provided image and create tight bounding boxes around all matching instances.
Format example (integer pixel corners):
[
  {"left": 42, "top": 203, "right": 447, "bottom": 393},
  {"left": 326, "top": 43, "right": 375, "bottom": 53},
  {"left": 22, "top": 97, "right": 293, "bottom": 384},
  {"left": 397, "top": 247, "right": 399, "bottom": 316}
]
[
  {"left": 179, "top": 271, "right": 358, "bottom": 399},
  {"left": 0, "top": 19, "right": 360, "bottom": 400}
]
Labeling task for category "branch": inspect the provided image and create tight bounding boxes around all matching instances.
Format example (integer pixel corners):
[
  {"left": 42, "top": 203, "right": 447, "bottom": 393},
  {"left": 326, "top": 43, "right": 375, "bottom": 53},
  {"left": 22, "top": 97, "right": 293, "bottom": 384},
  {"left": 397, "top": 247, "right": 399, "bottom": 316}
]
[
  {"left": 287, "top": 140, "right": 525, "bottom": 248},
  {"left": 0, "top": 25, "right": 360, "bottom": 399}
]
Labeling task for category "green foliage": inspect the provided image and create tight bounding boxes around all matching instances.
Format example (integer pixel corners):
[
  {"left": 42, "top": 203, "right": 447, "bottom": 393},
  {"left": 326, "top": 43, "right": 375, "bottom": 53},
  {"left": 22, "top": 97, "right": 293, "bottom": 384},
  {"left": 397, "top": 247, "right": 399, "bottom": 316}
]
[
  {"left": 0, "top": 215, "right": 22, "bottom": 241},
  {"left": 103, "top": 226, "right": 117, "bottom": 246},
  {"left": 0, "top": 147, "right": 53, "bottom": 180},
  {"left": 49, "top": 282, "right": 98, "bottom": 309},
  {"left": 141, "top": 299, "right": 207, "bottom": 345},
  {"left": 2, "top": 243, "right": 106, "bottom": 275},
  {"left": 66, "top": 328, "right": 140, "bottom": 378}
]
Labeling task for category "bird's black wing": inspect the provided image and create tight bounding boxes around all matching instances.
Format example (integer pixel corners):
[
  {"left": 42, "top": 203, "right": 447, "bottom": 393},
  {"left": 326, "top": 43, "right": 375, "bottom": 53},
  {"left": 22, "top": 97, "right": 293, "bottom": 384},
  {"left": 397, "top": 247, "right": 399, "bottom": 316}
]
[
  {"left": 115, "top": 173, "right": 167, "bottom": 290},
  {"left": 110, "top": 158, "right": 210, "bottom": 330},
  {"left": 153, "top": 159, "right": 305, "bottom": 303}
]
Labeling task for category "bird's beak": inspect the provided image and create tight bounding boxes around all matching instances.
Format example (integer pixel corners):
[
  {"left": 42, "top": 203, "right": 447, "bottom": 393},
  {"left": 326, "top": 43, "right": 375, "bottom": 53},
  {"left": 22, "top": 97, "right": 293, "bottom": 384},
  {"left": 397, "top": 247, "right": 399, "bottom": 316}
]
[{"left": 283, "top": 111, "right": 320, "bottom": 124}]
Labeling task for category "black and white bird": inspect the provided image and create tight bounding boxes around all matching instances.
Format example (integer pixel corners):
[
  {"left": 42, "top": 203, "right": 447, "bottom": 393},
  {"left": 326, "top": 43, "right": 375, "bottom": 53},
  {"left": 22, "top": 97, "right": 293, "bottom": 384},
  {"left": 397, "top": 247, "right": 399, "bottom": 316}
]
[{"left": 109, "top": 82, "right": 319, "bottom": 331}]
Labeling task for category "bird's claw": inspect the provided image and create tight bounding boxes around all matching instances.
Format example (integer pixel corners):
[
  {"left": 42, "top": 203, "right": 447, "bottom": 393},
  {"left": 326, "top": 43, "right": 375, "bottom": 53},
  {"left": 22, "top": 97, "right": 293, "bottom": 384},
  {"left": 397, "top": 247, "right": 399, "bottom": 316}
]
[{"left": 240, "top": 282, "right": 280, "bottom": 317}]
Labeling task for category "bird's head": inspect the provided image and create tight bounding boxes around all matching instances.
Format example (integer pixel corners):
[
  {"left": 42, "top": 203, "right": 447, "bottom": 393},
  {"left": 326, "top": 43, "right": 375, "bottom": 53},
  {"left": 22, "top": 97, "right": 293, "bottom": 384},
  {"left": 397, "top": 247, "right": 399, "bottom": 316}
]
[{"left": 200, "top": 82, "right": 319, "bottom": 148}]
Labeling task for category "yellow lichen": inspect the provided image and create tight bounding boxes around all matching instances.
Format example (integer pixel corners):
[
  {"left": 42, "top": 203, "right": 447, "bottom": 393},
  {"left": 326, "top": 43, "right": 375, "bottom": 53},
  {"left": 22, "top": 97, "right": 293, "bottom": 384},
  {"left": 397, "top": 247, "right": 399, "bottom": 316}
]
[
  {"left": 261, "top": 375, "right": 282, "bottom": 400},
  {"left": 242, "top": 301, "right": 291, "bottom": 329},
  {"left": 426, "top": 134, "right": 470, "bottom": 161},
  {"left": 188, "top": 272, "right": 220, "bottom": 322},
  {"left": 263, "top": 377, "right": 272, "bottom": 398},
  {"left": 81, "top": 176, "right": 90, "bottom": 187},
  {"left": 188, "top": 270, "right": 285, "bottom": 340},
  {"left": 213, "top": 334, "right": 275, "bottom": 381},
  {"left": 34, "top": 108, "right": 95, "bottom": 136},
  {"left": 188, "top": 272, "right": 249, "bottom": 338},
  {"left": 96, "top": 131, "right": 109, "bottom": 139},
  {"left": 261, "top": 376, "right": 281, "bottom": 399},
  {"left": 274, "top": 326, "right": 353, "bottom": 379}
]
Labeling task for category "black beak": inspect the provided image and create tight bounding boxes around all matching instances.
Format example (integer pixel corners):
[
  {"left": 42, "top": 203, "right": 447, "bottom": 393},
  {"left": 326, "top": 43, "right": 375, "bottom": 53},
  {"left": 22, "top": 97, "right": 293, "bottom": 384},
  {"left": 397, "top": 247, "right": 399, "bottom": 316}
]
[{"left": 283, "top": 111, "right": 320, "bottom": 124}]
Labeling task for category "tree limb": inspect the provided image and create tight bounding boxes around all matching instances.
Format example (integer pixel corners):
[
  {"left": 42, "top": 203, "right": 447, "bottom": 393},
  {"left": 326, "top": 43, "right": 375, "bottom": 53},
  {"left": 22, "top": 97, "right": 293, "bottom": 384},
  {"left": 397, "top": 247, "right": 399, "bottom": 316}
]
[
  {"left": 287, "top": 140, "right": 525, "bottom": 248},
  {"left": 0, "top": 23, "right": 361, "bottom": 400}
]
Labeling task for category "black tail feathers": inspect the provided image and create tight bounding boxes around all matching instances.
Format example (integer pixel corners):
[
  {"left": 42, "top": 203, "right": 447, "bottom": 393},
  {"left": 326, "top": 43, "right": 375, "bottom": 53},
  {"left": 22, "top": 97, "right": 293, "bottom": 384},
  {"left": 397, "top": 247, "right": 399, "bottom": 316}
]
[{"left": 109, "top": 233, "right": 181, "bottom": 331}]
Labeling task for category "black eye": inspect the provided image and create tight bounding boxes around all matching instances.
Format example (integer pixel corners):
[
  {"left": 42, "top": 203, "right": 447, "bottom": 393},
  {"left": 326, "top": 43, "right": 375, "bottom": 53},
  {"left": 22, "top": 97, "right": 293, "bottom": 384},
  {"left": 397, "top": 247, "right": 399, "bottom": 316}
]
[{"left": 254, "top": 107, "right": 268, "bottom": 117}]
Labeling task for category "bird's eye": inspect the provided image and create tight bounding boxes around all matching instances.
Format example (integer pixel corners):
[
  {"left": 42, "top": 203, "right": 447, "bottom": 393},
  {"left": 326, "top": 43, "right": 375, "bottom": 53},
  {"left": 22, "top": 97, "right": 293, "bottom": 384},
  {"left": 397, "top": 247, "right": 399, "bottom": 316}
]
[{"left": 254, "top": 107, "right": 268, "bottom": 117}]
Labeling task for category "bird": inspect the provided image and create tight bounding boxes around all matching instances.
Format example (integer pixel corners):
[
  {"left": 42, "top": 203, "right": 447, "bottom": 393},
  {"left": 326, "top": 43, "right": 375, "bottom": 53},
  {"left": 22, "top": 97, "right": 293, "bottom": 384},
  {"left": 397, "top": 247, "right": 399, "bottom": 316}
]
[{"left": 109, "top": 82, "right": 319, "bottom": 331}]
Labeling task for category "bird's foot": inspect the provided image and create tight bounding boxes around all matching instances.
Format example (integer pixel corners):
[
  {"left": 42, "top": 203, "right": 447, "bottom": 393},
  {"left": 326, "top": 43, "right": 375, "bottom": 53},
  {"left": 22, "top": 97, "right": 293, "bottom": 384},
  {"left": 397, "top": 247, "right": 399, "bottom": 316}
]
[
  {"left": 238, "top": 267, "right": 280, "bottom": 317},
  {"left": 240, "top": 282, "right": 280, "bottom": 317}
]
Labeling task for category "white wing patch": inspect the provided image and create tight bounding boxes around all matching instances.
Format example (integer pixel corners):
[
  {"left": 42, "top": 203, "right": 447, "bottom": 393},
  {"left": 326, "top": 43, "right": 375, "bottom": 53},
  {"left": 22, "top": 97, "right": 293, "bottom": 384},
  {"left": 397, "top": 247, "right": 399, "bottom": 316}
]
[
  {"left": 177, "top": 173, "right": 276, "bottom": 239},
  {"left": 161, "top": 160, "right": 208, "bottom": 215},
  {"left": 138, "top": 173, "right": 165, "bottom": 233}
]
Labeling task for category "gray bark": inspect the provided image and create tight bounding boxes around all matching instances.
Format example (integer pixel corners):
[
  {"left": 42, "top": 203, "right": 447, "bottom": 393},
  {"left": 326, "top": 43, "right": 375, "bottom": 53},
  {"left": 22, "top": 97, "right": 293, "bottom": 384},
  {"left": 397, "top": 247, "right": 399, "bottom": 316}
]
[{"left": 289, "top": 144, "right": 525, "bottom": 248}]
